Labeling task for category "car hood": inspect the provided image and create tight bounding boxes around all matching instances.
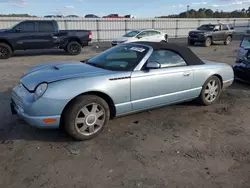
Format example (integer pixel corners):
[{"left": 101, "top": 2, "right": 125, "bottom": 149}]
[
  {"left": 0, "top": 29, "right": 8, "bottom": 33},
  {"left": 112, "top": 36, "right": 131, "bottom": 42},
  {"left": 20, "top": 62, "right": 112, "bottom": 91}
]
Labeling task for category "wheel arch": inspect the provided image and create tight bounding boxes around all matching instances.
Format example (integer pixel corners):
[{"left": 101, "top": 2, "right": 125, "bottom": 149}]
[
  {"left": 67, "top": 37, "right": 82, "bottom": 46},
  {"left": 60, "top": 91, "right": 116, "bottom": 127},
  {"left": 207, "top": 74, "right": 223, "bottom": 88},
  {"left": 0, "top": 39, "right": 14, "bottom": 51}
]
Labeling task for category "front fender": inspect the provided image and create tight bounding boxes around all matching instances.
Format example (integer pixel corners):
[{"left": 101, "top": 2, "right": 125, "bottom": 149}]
[{"left": 33, "top": 73, "right": 131, "bottom": 116}]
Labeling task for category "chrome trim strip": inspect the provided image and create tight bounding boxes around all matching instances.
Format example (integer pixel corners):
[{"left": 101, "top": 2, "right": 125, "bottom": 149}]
[
  {"left": 131, "top": 87, "right": 202, "bottom": 104},
  {"left": 115, "top": 87, "right": 202, "bottom": 107}
]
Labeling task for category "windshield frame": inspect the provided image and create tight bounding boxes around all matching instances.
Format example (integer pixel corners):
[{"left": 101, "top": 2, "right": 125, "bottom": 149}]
[{"left": 85, "top": 43, "right": 152, "bottom": 71}]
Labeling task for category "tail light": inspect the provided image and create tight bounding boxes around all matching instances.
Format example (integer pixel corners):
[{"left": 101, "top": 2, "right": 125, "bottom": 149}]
[{"left": 88, "top": 31, "right": 92, "bottom": 39}]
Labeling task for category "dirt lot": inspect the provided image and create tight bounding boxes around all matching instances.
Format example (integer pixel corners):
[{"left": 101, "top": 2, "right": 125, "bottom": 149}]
[{"left": 1, "top": 40, "right": 250, "bottom": 188}]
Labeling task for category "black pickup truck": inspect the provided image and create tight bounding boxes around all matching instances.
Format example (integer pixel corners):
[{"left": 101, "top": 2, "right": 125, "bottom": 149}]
[
  {"left": 188, "top": 23, "right": 235, "bottom": 47},
  {"left": 0, "top": 20, "right": 92, "bottom": 59}
]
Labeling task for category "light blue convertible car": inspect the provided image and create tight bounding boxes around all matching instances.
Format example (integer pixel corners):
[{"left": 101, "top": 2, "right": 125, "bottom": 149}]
[{"left": 11, "top": 42, "right": 234, "bottom": 140}]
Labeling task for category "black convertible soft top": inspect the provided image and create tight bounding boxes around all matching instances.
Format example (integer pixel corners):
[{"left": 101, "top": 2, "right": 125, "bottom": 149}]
[{"left": 131, "top": 41, "right": 204, "bottom": 65}]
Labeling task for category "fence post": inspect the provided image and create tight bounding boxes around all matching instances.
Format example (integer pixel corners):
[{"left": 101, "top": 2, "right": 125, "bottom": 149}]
[
  {"left": 233, "top": 19, "right": 236, "bottom": 28},
  {"left": 175, "top": 20, "right": 179, "bottom": 39},
  {"left": 152, "top": 19, "right": 155, "bottom": 29},
  {"left": 96, "top": 19, "right": 100, "bottom": 42},
  {"left": 64, "top": 19, "right": 68, "bottom": 30},
  {"left": 248, "top": 19, "right": 250, "bottom": 27},
  {"left": 125, "top": 19, "right": 128, "bottom": 34},
  {"left": 198, "top": 19, "right": 201, "bottom": 27}
]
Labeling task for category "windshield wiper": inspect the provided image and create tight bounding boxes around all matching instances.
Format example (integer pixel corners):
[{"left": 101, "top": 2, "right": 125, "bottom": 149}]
[{"left": 87, "top": 62, "right": 105, "bottom": 69}]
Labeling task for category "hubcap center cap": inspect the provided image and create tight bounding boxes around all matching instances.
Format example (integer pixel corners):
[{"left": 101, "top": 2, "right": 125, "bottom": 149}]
[{"left": 86, "top": 114, "right": 97, "bottom": 126}]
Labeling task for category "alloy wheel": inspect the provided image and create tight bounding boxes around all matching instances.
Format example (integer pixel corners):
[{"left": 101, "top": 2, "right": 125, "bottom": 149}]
[{"left": 75, "top": 103, "right": 105, "bottom": 136}]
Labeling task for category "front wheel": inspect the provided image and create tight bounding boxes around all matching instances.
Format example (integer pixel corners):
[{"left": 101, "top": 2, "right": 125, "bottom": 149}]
[
  {"left": 198, "top": 76, "right": 222, "bottom": 106},
  {"left": 63, "top": 95, "right": 110, "bottom": 141},
  {"left": 66, "top": 41, "right": 82, "bottom": 55},
  {"left": 224, "top": 35, "right": 232, "bottom": 45},
  {"left": 204, "top": 37, "right": 212, "bottom": 47}
]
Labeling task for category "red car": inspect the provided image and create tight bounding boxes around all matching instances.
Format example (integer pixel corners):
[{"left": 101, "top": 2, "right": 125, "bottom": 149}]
[{"left": 102, "top": 14, "right": 125, "bottom": 18}]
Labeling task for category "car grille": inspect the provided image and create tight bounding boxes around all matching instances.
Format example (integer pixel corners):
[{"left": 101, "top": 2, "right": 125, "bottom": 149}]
[
  {"left": 12, "top": 91, "right": 24, "bottom": 109},
  {"left": 189, "top": 34, "right": 198, "bottom": 38}
]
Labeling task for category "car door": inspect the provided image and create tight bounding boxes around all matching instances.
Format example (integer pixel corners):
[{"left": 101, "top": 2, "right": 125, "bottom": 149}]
[
  {"left": 136, "top": 31, "right": 151, "bottom": 41},
  {"left": 34, "top": 21, "right": 57, "bottom": 49},
  {"left": 11, "top": 21, "right": 37, "bottom": 50},
  {"left": 148, "top": 31, "right": 162, "bottom": 42},
  {"left": 221, "top": 24, "right": 229, "bottom": 40},
  {"left": 213, "top": 25, "right": 224, "bottom": 41},
  {"left": 131, "top": 50, "right": 193, "bottom": 111}
]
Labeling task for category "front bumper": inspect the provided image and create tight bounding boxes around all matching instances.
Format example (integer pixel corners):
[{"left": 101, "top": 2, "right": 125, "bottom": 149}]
[
  {"left": 10, "top": 84, "right": 61, "bottom": 129},
  {"left": 188, "top": 35, "right": 206, "bottom": 42},
  {"left": 10, "top": 99, "right": 60, "bottom": 129},
  {"left": 232, "top": 63, "right": 250, "bottom": 83}
]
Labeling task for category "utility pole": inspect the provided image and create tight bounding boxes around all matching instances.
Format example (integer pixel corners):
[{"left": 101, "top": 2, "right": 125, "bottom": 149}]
[{"left": 187, "top": 5, "right": 190, "bottom": 18}]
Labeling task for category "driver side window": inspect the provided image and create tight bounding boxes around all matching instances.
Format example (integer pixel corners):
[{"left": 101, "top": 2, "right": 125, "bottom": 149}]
[
  {"left": 137, "top": 31, "right": 150, "bottom": 38},
  {"left": 214, "top": 25, "right": 220, "bottom": 31},
  {"left": 15, "top": 22, "right": 36, "bottom": 32},
  {"left": 148, "top": 50, "right": 187, "bottom": 68}
]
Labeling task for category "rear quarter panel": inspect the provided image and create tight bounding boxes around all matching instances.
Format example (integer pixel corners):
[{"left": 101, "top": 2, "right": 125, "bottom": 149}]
[{"left": 191, "top": 62, "right": 234, "bottom": 96}]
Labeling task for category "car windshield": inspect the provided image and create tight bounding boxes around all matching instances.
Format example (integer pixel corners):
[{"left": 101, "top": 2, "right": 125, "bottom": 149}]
[
  {"left": 241, "top": 36, "right": 250, "bottom": 49},
  {"left": 123, "top": 30, "right": 140, "bottom": 37},
  {"left": 198, "top": 25, "right": 215, "bottom": 31},
  {"left": 8, "top": 22, "right": 20, "bottom": 30},
  {"left": 85, "top": 44, "right": 149, "bottom": 71}
]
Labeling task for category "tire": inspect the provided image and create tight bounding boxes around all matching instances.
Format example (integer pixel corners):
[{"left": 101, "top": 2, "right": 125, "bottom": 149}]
[
  {"left": 204, "top": 37, "right": 212, "bottom": 47},
  {"left": 224, "top": 35, "right": 232, "bottom": 45},
  {"left": 198, "top": 76, "right": 222, "bottom": 106},
  {"left": 0, "top": 43, "right": 12, "bottom": 59},
  {"left": 66, "top": 41, "right": 82, "bottom": 55},
  {"left": 188, "top": 39, "right": 195, "bottom": 45},
  {"left": 63, "top": 95, "right": 110, "bottom": 141}
]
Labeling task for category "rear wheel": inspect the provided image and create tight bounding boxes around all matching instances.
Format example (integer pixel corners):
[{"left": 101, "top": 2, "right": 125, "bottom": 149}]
[
  {"left": 0, "top": 43, "right": 12, "bottom": 59},
  {"left": 66, "top": 41, "right": 82, "bottom": 55},
  {"left": 198, "top": 76, "right": 222, "bottom": 106},
  {"left": 204, "top": 37, "right": 212, "bottom": 47},
  {"left": 224, "top": 35, "right": 232, "bottom": 45},
  {"left": 63, "top": 95, "right": 110, "bottom": 141}
]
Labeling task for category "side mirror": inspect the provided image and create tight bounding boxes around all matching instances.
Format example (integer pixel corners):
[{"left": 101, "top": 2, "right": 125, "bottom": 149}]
[
  {"left": 14, "top": 28, "right": 21, "bottom": 32},
  {"left": 146, "top": 61, "right": 161, "bottom": 69},
  {"left": 197, "top": 27, "right": 200, "bottom": 30},
  {"left": 213, "top": 29, "right": 219, "bottom": 32},
  {"left": 136, "top": 35, "right": 142, "bottom": 39}
]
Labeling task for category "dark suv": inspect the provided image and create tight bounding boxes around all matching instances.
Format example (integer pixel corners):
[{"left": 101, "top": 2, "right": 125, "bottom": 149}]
[{"left": 188, "top": 24, "right": 235, "bottom": 47}]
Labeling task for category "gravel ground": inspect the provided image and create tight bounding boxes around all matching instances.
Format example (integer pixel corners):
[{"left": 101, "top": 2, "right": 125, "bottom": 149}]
[{"left": 1, "top": 39, "right": 250, "bottom": 188}]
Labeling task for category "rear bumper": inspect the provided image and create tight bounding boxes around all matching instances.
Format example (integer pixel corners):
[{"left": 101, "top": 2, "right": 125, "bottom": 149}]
[
  {"left": 10, "top": 99, "right": 60, "bottom": 129},
  {"left": 223, "top": 79, "right": 234, "bottom": 89}
]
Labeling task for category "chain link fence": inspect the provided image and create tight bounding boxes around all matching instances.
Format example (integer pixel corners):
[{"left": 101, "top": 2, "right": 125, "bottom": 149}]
[{"left": 0, "top": 17, "right": 249, "bottom": 41}]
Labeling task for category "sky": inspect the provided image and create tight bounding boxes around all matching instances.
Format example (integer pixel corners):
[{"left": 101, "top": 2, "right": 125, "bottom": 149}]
[{"left": 0, "top": 0, "right": 250, "bottom": 17}]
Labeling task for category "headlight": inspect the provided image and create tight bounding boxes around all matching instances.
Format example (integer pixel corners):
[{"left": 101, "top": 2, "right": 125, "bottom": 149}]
[{"left": 34, "top": 83, "right": 48, "bottom": 100}]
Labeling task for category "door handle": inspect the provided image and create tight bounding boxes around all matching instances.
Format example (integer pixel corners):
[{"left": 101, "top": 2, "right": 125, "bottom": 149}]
[{"left": 183, "top": 72, "right": 191, "bottom": 76}]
